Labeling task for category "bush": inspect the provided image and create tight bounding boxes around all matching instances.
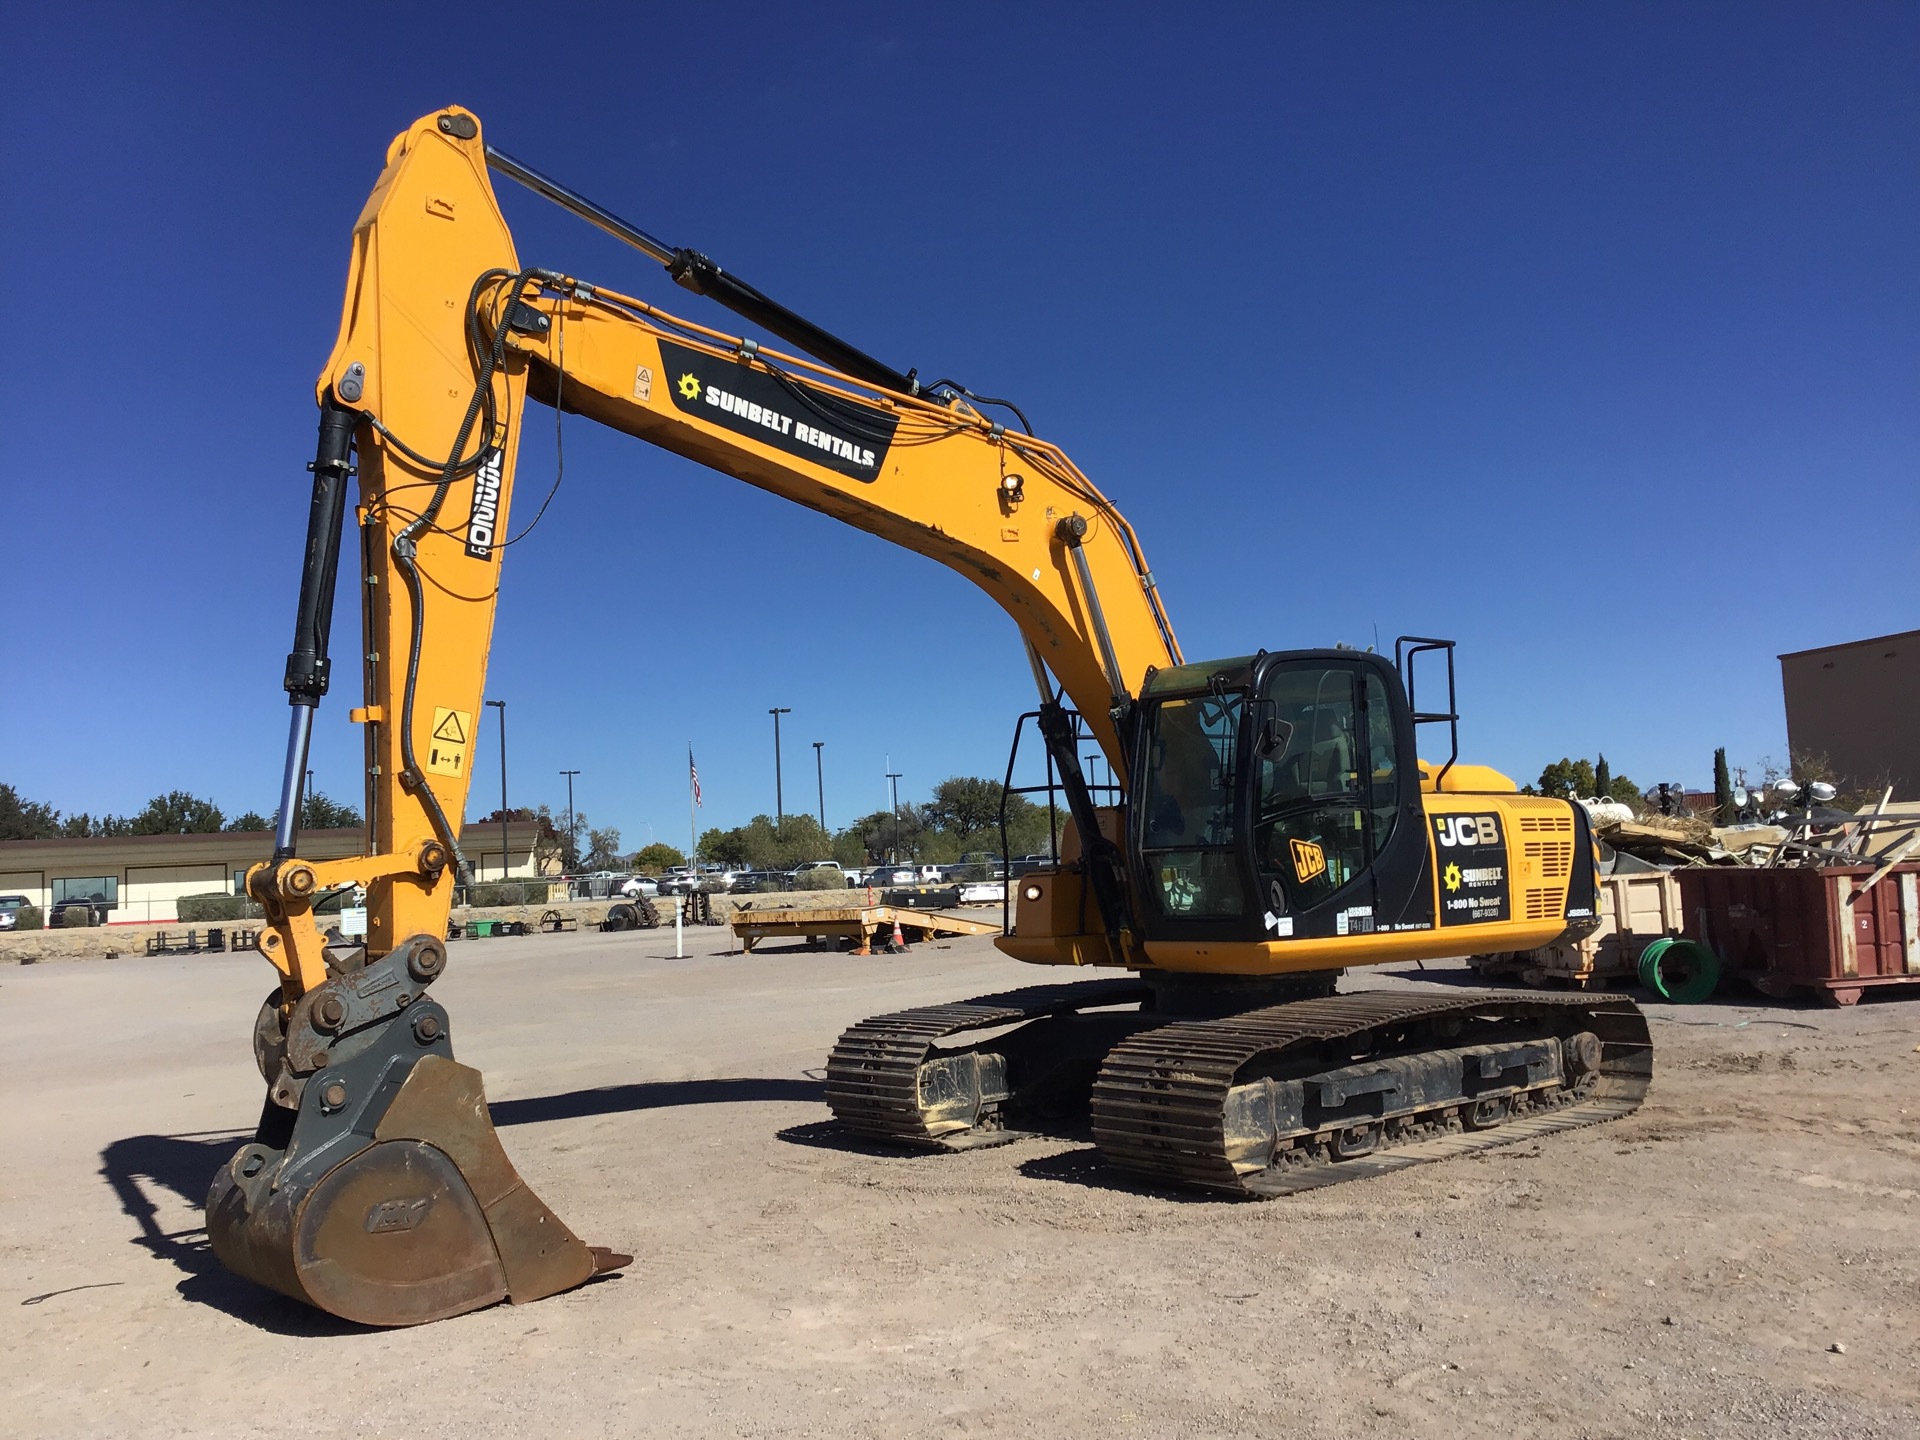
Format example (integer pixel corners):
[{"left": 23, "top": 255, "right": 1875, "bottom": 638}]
[
  {"left": 791, "top": 867, "right": 846, "bottom": 890},
  {"left": 177, "top": 893, "right": 265, "bottom": 922},
  {"left": 59, "top": 905, "right": 94, "bottom": 928},
  {"left": 466, "top": 880, "right": 548, "bottom": 907},
  {"left": 14, "top": 905, "right": 42, "bottom": 931}
]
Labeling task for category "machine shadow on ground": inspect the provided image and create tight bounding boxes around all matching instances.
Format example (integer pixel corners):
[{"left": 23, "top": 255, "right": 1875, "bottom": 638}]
[
  {"left": 99, "top": 1076, "right": 825, "bottom": 1329},
  {"left": 1015, "top": 1144, "right": 1235, "bottom": 1202},
  {"left": 97, "top": 1130, "right": 363, "bottom": 1335},
  {"left": 490, "top": 1075, "right": 823, "bottom": 1126}
]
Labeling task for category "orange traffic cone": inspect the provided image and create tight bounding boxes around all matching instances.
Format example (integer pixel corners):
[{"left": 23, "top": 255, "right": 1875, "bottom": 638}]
[{"left": 890, "top": 918, "right": 906, "bottom": 952}]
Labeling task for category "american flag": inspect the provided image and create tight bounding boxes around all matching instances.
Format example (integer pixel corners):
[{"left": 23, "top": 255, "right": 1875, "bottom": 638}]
[{"left": 689, "top": 748, "right": 702, "bottom": 806}]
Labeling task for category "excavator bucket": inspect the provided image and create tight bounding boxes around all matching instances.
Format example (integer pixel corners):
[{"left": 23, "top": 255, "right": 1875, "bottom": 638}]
[{"left": 206, "top": 939, "right": 628, "bottom": 1326}]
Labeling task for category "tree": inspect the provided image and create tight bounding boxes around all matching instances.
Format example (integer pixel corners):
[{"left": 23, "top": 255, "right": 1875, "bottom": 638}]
[
  {"left": 582, "top": 825, "right": 623, "bottom": 871},
  {"left": 697, "top": 826, "right": 748, "bottom": 866},
  {"left": 1712, "top": 747, "right": 1732, "bottom": 823},
  {"left": 631, "top": 842, "right": 685, "bottom": 873},
  {"left": 923, "top": 777, "right": 1004, "bottom": 849},
  {"left": 1593, "top": 755, "right": 1611, "bottom": 802},
  {"left": 1536, "top": 758, "right": 1596, "bottom": 801},
  {"left": 844, "top": 805, "right": 926, "bottom": 863},
  {"left": 1002, "top": 793, "right": 1056, "bottom": 858},
  {"left": 62, "top": 812, "right": 133, "bottom": 837},
  {"left": 130, "top": 791, "right": 225, "bottom": 835},
  {"left": 696, "top": 814, "right": 835, "bottom": 871},
  {"left": 831, "top": 828, "right": 871, "bottom": 868},
  {"left": 1607, "top": 772, "right": 1644, "bottom": 807},
  {"left": 300, "top": 792, "right": 363, "bottom": 829},
  {"left": 0, "top": 783, "right": 63, "bottom": 841},
  {"left": 225, "top": 811, "right": 273, "bottom": 833}
]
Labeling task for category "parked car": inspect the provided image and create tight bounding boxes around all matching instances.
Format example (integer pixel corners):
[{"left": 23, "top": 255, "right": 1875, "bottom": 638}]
[
  {"left": 0, "top": 894, "right": 29, "bottom": 931},
  {"left": 618, "top": 875, "right": 659, "bottom": 898},
  {"left": 571, "top": 872, "right": 623, "bottom": 900},
  {"left": 729, "top": 870, "right": 790, "bottom": 895},
  {"left": 788, "top": 863, "right": 847, "bottom": 889},
  {"left": 657, "top": 870, "right": 702, "bottom": 895},
  {"left": 864, "top": 864, "right": 921, "bottom": 888},
  {"left": 49, "top": 895, "right": 112, "bottom": 926}
]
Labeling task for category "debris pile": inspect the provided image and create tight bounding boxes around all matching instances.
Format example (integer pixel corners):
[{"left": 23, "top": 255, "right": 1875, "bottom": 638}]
[{"left": 1588, "top": 787, "right": 1919, "bottom": 874}]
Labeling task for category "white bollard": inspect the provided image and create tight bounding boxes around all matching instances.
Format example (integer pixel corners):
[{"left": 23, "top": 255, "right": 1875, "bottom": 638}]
[{"left": 674, "top": 895, "right": 683, "bottom": 958}]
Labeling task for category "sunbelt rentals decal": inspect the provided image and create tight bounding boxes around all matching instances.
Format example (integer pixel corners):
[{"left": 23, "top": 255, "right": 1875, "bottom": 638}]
[{"left": 658, "top": 339, "right": 898, "bottom": 482}]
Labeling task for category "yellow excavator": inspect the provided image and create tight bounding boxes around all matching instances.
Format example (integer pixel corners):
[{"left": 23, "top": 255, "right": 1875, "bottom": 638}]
[{"left": 209, "top": 108, "right": 1651, "bottom": 1327}]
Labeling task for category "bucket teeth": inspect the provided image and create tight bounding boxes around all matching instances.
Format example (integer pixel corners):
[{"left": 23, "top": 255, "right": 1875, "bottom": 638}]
[{"left": 208, "top": 978, "right": 621, "bottom": 1326}]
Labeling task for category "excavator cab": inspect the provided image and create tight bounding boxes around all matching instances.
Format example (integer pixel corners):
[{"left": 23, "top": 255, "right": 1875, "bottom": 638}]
[{"left": 1129, "top": 649, "right": 1436, "bottom": 946}]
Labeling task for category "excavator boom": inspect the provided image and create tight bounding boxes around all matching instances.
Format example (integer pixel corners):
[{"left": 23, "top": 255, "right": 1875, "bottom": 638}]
[{"left": 211, "top": 107, "right": 1179, "bottom": 1325}]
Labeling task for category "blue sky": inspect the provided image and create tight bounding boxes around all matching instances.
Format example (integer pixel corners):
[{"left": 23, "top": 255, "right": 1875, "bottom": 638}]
[{"left": 3, "top": 3, "right": 1914, "bottom": 844}]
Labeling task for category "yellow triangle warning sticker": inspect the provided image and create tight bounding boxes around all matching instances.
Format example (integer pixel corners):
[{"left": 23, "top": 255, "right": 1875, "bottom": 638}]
[{"left": 425, "top": 707, "right": 472, "bottom": 778}]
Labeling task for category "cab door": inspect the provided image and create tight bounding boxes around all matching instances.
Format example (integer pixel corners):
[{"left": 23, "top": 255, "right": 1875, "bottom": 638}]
[{"left": 1247, "top": 653, "right": 1432, "bottom": 941}]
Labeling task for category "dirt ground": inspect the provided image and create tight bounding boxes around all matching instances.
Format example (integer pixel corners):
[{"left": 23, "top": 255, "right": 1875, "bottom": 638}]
[{"left": 3, "top": 928, "right": 1916, "bottom": 1439}]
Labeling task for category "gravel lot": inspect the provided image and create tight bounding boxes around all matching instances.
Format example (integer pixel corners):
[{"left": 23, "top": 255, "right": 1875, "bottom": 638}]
[{"left": 3, "top": 928, "right": 1916, "bottom": 1438}]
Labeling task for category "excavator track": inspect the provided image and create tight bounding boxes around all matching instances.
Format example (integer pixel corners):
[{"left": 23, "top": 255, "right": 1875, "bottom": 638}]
[
  {"left": 827, "top": 978, "right": 1154, "bottom": 1147},
  {"left": 1091, "top": 989, "right": 1650, "bottom": 1197}
]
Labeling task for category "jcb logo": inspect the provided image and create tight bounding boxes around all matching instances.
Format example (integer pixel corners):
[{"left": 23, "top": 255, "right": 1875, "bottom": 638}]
[
  {"left": 1290, "top": 838, "right": 1327, "bottom": 884},
  {"left": 1434, "top": 814, "right": 1501, "bottom": 848}
]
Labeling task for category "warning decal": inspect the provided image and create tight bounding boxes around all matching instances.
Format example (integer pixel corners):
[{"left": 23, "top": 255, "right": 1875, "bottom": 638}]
[{"left": 426, "top": 707, "right": 472, "bottom": 778}]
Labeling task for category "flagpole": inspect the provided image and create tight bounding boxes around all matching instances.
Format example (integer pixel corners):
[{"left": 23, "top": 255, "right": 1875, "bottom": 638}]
[{"left": 689, "top": 744, "right": 696, "bottom": 861}]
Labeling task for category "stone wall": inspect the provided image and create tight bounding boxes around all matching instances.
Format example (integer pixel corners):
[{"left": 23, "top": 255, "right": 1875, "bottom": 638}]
[{"left": 2, "top": 886, "right": 888, "bottom": 964}]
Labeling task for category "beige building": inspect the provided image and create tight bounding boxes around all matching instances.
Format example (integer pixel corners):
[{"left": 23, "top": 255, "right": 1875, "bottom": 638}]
[
  {"left": 1780, "top": 628, "right": 1920, "bottom": 799},
  {"left": 0, "top": 822, "right": 549, "bottom": 925}
]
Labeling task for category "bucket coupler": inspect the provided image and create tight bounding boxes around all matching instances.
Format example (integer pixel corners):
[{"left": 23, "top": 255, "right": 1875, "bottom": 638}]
[{"left": 206, "top": 933, "right": 629, "bottom": 1326}]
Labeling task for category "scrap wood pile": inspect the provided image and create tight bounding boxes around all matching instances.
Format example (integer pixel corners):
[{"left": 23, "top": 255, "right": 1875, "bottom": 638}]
[{"left": 1592, "top": 789, "right": 1919, "bottom": 873}]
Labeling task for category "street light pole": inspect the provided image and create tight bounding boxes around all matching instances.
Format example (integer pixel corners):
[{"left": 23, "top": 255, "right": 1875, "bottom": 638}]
[
  {"left": 560, "top": 769, "right": 580, "bottom": 872},
  {"left": 812, "top": 741, "right": 826, "bottom": 833},
  {"left": 769, "top": 707, "right": 791, "bottom": 825},
  {"left": 484, "top": 700, "right": 507, "bottom": 881},
  {"left": 886, "top": 771, "right": 903, "bottom": 861}
]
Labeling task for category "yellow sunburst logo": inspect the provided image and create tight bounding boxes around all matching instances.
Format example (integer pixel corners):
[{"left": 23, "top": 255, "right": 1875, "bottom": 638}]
[
  {"left": 678, "top": 372, "right": 702, "bottom": 400},
  {"left": 1444, "top": 862, "right": 1463, "bottom": 892}
]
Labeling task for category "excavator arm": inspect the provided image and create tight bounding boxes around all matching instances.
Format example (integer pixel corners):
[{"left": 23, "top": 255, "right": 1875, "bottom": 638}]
[{"left": 211, "top": 106, "right": 1178, "bottom": 1325}]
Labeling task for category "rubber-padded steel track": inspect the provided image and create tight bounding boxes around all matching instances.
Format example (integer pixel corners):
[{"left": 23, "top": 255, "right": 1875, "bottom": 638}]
[
  {"left": 827, "top": 978, "right": 1153, "bottom": 1146},
  {"left": 1091, "top": 989, "right": 1650, "bottom": 1197}
]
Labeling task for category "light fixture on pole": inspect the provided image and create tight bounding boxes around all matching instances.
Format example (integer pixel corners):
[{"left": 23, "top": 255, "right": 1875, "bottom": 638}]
[
  {"left": 886, "top": 771, "right": 903, "bottom": 861},
  {"left": 812, "top": 741, "right": 826, "bottom": 833},
  {"left": 560, "top": 769, "right": 580, "bottom": 873},
  {"left": 484, "top": 700, "right": 508, "bottom": 882},
  {"left": 769, "top": 707, "right": 791, "bottom": 824}
]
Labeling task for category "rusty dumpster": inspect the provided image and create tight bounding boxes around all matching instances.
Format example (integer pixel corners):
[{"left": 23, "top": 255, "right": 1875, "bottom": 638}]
[{"left": 1678, "top": 863, "right": 1920, "bottom": 1006}]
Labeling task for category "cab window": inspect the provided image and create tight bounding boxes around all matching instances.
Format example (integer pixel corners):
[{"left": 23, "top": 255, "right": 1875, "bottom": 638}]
[
  {"left": 1138, "top": 693, "right": 1245, "bottom": 918},
  {"left": 1253, "top": 664, "right": 1399, "bottom": 911}
]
